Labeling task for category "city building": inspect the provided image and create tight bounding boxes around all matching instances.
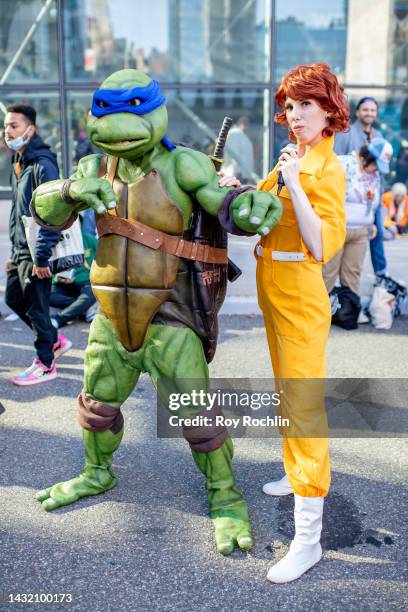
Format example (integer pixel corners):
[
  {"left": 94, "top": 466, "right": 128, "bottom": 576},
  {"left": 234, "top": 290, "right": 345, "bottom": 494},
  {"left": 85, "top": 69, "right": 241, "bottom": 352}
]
[{"left": 0, "top": 0, "right": 407, "bottom": 195}]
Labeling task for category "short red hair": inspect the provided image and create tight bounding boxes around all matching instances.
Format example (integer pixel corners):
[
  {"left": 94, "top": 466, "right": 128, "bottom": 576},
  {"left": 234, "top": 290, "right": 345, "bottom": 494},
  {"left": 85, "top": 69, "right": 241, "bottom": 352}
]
[{"left": 275, "top": 63, "right": 350, "bottom": 142}]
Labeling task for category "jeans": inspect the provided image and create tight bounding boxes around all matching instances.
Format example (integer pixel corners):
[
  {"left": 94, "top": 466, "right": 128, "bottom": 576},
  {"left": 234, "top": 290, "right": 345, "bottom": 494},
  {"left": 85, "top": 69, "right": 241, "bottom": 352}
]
[
  {"left": 369, "top": 205, "right": 387, "bottom": 275},
  {"left": 50, "top": 281, "right": 96, "bottom": 326},
  {"left": 5, "top": 261, "right": 57, "bottom": 367}
]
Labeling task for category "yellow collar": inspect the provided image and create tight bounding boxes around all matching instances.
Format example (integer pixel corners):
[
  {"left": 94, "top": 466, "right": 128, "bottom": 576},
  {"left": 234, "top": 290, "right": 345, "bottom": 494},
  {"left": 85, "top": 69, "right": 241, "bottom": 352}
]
[
  {"left": 258, "top": 135, "right": 335, "bottom": 192},
  {"left": 299, "top": 135, "right": 334, "bottom": 177}
]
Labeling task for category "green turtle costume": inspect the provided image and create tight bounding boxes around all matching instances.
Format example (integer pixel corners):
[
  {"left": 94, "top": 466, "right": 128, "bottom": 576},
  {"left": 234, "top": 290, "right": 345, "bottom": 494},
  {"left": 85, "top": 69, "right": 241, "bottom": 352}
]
[{"left": 31, "top": 69, "right": 281, "bottom": 555}]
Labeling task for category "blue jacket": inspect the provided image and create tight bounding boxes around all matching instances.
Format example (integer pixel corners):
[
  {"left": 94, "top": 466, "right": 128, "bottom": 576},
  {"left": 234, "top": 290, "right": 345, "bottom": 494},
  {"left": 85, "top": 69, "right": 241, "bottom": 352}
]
[
  {"left": 334, "top": 121, "right": 382, "bottom": 155},
  {"left": 9, "top": 133, "right": 60, "bottom": 267}
]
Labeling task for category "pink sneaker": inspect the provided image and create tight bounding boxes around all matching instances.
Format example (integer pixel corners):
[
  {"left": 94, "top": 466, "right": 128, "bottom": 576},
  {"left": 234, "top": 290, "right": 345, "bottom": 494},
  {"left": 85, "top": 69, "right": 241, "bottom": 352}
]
[
  {"left": 53, "top": 333, "right": 72, "bottom": 360},
  {"left": 13, "top": 359, "right": 57, "bottom": 386}
]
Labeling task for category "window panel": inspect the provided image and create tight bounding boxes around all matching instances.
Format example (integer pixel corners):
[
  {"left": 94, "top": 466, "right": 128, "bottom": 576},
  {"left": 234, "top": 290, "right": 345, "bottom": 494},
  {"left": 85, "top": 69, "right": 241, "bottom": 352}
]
[
  {"left": 0, "top": 0, "right": 58, "bottom": 85},
  {"left": 64, "top": 0, "right": 269, "bottom": 84},
  {"left": 275, "top": 0, "right": 347, "bottom": 83},
  {"left": 66, "top": 91, "right": 101, "bottom": 174},
  {"left": 275, "top": 0, "right": 408, "bottom": 87}
]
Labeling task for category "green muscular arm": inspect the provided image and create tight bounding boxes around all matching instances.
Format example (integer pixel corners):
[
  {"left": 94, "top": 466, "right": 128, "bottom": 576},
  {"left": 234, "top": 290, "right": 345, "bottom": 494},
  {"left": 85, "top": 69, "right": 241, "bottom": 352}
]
[
  {"left": 175, "top": 149, "right": 282, "bottom": 235},
  {"left": 32, "top": 154, "right": 117, "bottom": 228}
]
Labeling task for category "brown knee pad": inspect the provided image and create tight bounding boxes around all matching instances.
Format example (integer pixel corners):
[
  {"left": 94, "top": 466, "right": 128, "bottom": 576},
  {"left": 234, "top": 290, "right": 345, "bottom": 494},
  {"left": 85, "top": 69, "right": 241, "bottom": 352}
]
[
  {"left": 182, "top": 404, "right": 228, "bottom": 453},
  {"left": 77, "top": 391, "right": 124, "bottom": 434}
]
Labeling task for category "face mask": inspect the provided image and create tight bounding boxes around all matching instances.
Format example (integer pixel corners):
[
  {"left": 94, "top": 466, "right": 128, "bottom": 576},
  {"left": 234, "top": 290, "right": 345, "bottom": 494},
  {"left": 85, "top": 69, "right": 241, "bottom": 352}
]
[{"left": 5, "top": 126, "right": 31, "bottom": 151}]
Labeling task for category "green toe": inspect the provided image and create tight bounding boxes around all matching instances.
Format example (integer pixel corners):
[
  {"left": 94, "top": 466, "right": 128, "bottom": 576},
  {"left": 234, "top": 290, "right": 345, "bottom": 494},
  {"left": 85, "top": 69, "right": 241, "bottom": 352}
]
[
  {"left": 216, "top": 538, "right": 235, "bottom": 555},
  {"left": 36, "top": 488, "right": 51, "bottom": 502},
  {"left": 42, "top": 497, "right": 60, "bottom": 511},
  {"left": 237, "top": 535, "right": 253, "bottom": 551}
]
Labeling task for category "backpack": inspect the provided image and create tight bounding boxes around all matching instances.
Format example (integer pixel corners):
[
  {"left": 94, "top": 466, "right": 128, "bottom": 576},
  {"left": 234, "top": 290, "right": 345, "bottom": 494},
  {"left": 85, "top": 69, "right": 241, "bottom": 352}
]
[{"left": 330, "top": 286, "right": 361, "bottom": 330}]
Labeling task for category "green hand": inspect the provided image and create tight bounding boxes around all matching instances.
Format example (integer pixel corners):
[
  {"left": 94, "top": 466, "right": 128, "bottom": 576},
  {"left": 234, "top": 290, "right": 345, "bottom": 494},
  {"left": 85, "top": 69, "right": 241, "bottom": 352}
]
[
  {"left": 232, "top": 191, "right": 282, "bottom": 235},
  {"left": 68, "top": 178, "right": 117, "bottom": 215}
]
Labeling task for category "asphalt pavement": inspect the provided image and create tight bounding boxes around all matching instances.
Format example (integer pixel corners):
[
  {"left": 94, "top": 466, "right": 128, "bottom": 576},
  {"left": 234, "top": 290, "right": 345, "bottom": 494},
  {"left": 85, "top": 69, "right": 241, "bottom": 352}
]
[{"left": 0, "top": 227, "right": 407, "bottom": 611}]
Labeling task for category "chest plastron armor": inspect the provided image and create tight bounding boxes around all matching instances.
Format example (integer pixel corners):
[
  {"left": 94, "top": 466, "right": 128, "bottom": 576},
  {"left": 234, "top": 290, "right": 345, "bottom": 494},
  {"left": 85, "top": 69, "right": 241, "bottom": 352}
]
[{"left": 90, "top": 169, "right": 184, "bottom": 351}]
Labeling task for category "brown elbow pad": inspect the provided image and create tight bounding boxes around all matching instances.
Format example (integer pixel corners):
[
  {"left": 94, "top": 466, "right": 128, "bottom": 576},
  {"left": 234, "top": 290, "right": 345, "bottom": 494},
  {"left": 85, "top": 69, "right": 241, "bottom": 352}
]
[{"left": 77, "top": 391, "right": 124, "bottom": 434}]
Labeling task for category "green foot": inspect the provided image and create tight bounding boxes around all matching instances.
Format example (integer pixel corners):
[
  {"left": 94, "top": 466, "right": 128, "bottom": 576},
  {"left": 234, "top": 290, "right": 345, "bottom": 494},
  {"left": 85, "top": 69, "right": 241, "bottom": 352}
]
[
  {"left": 213, "top": 515, "right": 253, "bottom": 555},
  {"left": 192, "top": 437, "right": 254, "bottom": 555},
  {"left": 35, "top": 471, "right": 117, "bottom": 511}
]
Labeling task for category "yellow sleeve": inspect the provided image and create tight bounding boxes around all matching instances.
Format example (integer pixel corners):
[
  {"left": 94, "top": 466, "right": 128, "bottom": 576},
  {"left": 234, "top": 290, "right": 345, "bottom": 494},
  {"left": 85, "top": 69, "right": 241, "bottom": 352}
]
[
  {"left": 307, "top": 168, "right": 346, "bottom": 264},
  {"left": 258, "top": 166, "right": 278, "bottom": 192}
]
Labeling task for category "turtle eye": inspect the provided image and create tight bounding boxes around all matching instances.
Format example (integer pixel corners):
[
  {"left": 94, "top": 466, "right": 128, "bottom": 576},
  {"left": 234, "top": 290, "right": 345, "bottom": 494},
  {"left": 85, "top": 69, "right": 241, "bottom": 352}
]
[
  {"left": 98, "top": 100, "right": 109, "bottom": 109},
  {"left": 129, "top": 98, "right": 141, "bottom": 106}
]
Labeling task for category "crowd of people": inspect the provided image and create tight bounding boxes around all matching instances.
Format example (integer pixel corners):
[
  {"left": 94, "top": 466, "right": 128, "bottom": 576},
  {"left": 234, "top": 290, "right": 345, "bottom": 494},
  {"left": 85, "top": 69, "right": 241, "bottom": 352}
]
[{"left": 323, "top": 95, "right": 407, "bottom": 329}]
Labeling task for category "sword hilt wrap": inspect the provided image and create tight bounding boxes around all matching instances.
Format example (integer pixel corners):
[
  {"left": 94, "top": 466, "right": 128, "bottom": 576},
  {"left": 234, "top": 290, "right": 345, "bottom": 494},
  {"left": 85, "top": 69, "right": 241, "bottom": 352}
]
[{"left": 211, "top": 116, "right": 233, "bottom": 171}]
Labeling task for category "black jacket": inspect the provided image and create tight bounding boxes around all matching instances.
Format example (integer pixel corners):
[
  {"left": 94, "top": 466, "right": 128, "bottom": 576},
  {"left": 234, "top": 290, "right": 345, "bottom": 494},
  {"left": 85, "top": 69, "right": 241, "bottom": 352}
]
[{"left": 9, "top": 133, "right": 60, "bottom": 267}]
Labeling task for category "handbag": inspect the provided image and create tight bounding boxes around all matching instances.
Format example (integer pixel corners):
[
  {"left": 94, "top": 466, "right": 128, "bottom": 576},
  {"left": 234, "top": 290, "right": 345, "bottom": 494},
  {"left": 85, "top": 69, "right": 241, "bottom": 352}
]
[
  {"left": 22, "top": 214, "right": 84, "bottom": 273},
  {"left": 24, "top": 163, "right": 84, "bottom": 273},
  {"left": 369, "top": 286, "right": 395, "bottom": 330}
]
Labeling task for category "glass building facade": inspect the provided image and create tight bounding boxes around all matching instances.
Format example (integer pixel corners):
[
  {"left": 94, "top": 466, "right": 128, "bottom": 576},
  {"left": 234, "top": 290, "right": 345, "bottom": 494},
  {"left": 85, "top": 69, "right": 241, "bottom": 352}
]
[{"left": 1, "top": 0, "right": 408, "bottom": 194}]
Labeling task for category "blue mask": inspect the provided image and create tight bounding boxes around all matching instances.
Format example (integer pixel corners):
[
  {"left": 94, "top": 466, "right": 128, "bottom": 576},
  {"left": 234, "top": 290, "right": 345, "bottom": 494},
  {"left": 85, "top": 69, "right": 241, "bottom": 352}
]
[{"left": 92, "top": 80, "right": 165, "bottom": 117}]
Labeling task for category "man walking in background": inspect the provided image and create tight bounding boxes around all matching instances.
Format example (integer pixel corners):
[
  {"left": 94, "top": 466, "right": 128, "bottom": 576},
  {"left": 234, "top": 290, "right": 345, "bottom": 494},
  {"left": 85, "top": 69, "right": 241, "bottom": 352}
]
[
  {"left": 223, "top": 116, "right": 256, "bottom": 183},
  {"left": 4, "top": 104, "right": 71, "bottom": 386}
]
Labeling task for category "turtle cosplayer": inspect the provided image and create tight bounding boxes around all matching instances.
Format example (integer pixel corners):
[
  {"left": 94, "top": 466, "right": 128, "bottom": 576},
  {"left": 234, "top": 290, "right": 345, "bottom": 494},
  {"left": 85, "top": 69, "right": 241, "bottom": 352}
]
[{"left": 31, "top": 70, "right": 281, "bottom": 555}]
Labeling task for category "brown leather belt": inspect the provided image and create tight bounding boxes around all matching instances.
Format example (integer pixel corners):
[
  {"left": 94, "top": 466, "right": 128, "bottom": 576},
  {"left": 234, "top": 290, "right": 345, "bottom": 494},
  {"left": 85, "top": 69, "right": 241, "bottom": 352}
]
[{"left": 96, "top": 215, "right": 228, "bottom": 264}]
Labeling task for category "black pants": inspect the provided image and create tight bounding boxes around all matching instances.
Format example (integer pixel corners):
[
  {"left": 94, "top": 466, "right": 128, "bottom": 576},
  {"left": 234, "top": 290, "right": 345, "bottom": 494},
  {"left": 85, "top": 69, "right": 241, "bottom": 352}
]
[
  {"left": 5, "top": 261, "right": 57, "bottom": 367},
  {"left": 50, "top": 281, "right": 95, "bottom": 326}
]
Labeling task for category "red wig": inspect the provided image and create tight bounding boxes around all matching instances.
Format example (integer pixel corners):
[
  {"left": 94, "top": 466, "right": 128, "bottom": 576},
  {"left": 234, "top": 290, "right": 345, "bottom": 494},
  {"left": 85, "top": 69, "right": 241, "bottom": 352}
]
[{"left": 275, "top": 63, "right": 350, "bottom": 142}]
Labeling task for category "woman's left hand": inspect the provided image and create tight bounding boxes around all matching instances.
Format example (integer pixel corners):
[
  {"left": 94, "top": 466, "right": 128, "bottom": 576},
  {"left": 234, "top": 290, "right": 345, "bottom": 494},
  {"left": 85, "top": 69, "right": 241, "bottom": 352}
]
[
  {"left": 276, "top": 148, "right": 301, "bottom": 191},
  {"left": 217, "top": 170, "right": 241, "bottom": 188}
]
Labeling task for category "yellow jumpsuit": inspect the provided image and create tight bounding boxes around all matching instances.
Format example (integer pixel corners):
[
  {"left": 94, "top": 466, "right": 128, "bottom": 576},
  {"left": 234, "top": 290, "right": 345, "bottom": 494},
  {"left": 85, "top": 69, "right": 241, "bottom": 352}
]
[{"left": 256, "top": 136, "right": 346, "bottom": 497}]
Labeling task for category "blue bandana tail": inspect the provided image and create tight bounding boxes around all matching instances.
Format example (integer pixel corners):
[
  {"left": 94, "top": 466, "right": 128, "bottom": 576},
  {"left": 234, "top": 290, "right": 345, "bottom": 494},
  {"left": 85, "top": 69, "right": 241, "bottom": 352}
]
[{"left": 161, "top": 136, "right": 176, "bottom": 151}]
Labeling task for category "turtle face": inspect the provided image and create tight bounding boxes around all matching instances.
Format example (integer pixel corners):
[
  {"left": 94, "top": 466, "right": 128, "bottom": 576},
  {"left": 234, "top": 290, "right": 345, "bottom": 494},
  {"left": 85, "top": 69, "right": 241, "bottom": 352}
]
[{"left": 87, "top": 69, "right": 168, "bottom": 160}]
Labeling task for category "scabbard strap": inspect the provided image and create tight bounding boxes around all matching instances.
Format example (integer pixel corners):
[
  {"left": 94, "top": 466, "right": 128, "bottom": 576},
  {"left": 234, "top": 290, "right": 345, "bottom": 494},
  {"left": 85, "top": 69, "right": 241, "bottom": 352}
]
[{"left": 96, "top": 215, "right": 228, "bottom": 264}]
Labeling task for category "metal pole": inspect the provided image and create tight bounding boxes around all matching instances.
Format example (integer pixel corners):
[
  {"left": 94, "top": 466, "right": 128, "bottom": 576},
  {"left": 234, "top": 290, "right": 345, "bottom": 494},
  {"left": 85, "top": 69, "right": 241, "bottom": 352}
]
[
  {"left": 269, "top": 0, "right": 276, "bottom": 171},
  {"left": 56, "top": 0, "right": 69, "bottom": 178}
]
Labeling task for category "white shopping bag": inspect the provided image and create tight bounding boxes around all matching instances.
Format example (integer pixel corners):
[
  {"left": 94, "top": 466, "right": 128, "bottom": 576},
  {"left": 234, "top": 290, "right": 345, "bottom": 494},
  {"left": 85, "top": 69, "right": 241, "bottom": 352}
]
[
  {"left": 22, "top": 215, "right": 84, "bottom": 273},
  {"left": 369, "top": 286, "right": 396, "bottom": 330}
]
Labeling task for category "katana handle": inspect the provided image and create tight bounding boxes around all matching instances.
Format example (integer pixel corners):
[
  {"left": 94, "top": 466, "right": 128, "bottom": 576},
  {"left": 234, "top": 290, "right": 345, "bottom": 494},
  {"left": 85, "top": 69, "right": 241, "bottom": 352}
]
[
  {"left": 211, "top": 116, "right": 233, "bottom": 170},
  {"left": 214, "top": 116, "right": 233, "bottom": 159}
]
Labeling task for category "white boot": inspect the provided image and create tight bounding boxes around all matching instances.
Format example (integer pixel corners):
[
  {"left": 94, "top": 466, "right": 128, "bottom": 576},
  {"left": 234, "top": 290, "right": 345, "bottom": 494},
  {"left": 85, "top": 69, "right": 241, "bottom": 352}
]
[
  {"left": 262, "top": 474, "right": 294, "bottom": 496},
  {"left": 267, "top": 494, "right": 324, "bottom": 583}
]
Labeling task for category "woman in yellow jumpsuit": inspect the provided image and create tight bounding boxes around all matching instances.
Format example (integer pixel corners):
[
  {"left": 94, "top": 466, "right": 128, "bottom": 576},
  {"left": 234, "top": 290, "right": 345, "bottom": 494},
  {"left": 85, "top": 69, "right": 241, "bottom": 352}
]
[{"left": 255, "top": 64, "right": 349, "bottom": 582}]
